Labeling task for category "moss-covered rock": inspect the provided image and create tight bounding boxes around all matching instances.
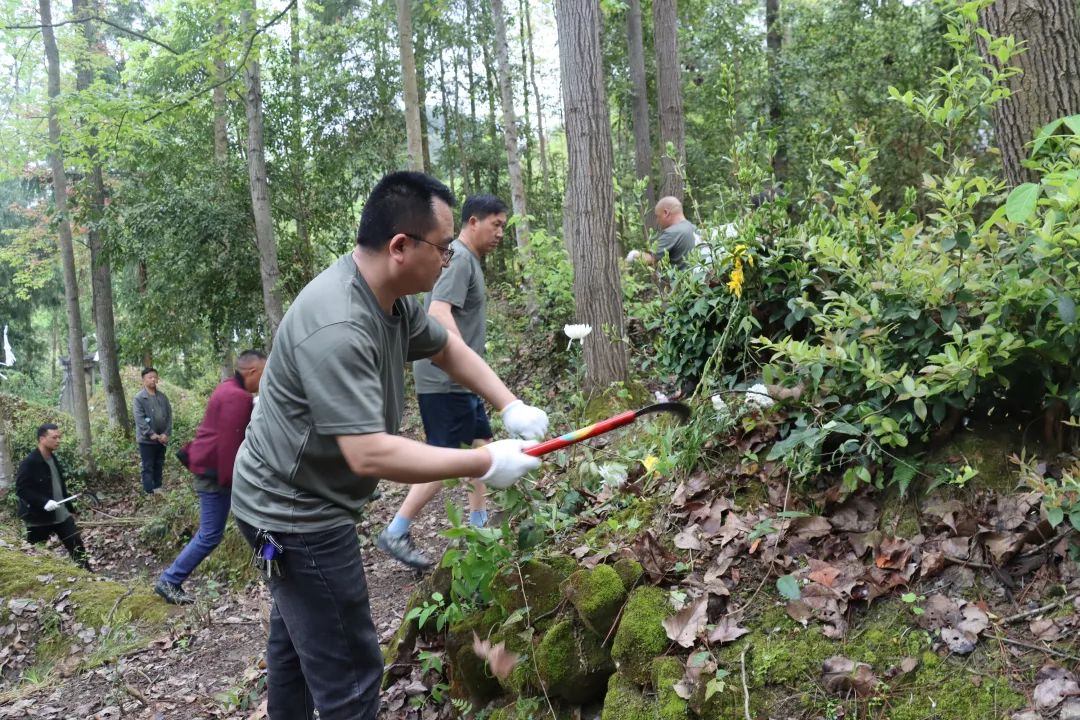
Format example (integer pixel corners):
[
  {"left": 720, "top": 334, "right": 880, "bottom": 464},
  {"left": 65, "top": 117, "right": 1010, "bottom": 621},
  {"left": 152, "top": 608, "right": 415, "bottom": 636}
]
[
  {"left": 612, "top": 558, "right": 644, "bottom": 591},
  {"left": 562, "top": 564, "right": 626, "bottom": 638},
  {"left": 448, "top": 640, "right": 504, "bottom": 704},
  {"left": 535, "top": 617, "right": 615, "bottom": 703},
  {"left": 491, "top": 624, "right": 539, "bottom": 695},
  {"left": 545, "top": 554, "right": 580, "bottom": 579},
  {"left": 382, "top": 566, "right": 457, "bottom": 688},
  {"left": 926, "top": 426, "right": 1019, "bottom": 493},
  {"left": 600, "top": 672, "right": 655, "bottom": 720},
  {"left": 492, "top": 560, "right": 566, "bottom": 619},
  {"left": 489, "top": 697, "right": 571, "bottom": 720},
  {"left": 651, "top": 656, "right": 690, "bottom": 720},
  {"left": 611, "top": 586, "right": 670, "bottom": 685}
]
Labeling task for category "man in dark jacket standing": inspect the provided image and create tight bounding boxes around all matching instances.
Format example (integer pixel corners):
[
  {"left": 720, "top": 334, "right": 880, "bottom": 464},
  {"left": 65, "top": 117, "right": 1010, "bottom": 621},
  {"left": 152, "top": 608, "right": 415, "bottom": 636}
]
[
  {"left": 154, "top": 350, "right": 266, "bottom": 605},
  {"left": 133, "top": 367, "right": 173, "bottom": 494},
  {"left": 16, "top": 423, "right": 91, "bottom": 570}
]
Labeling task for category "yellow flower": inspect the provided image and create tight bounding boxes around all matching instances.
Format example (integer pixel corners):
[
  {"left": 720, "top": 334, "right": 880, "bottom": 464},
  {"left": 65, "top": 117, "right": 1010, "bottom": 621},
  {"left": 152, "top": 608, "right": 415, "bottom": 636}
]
[
  {"left": 727, "top": 258, "right": 745, "bottom": 298},
  {"left": 642, "top": 455, "right": 659, "bottom": 474}
]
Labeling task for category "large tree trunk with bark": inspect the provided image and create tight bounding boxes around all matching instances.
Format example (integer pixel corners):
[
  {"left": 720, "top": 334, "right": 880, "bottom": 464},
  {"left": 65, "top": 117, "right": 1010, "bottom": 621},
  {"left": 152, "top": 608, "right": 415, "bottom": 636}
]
[
  {"left": 39, "top": 0, "right": 94, "bottom": 467},
  {"left": 243, "top": 5, "right": 284, "bottom": 346},
  {"left": 490, "top": 0, "right": 531, "bottom": 250},
  {"left": 555, "top": 0, "right": 629, "bottom": 393},
  {"left": 653, "top": 0, "right": 686, "bottom": 199},
  {"left": 396, "top": 0, "right": 425, "bottom": 171},
  {"left": 980, "top": 0, "right": 1080, "bottom": 187},
  {"left": 73, "top": 0, "right": 128, "bottom": 432},
  {"left": 627, "top": 0, "right": 656, "bottom": 234}
]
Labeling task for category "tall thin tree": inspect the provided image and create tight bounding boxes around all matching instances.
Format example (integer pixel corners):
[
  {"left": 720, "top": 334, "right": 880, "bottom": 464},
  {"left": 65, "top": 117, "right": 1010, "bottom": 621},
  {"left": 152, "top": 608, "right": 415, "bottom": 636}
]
[
  {"left": 627, "top": 0, "right": 656, "bottom": 233},
  {"left": 39, "top": 0, "right": 94, "bottom": 465},
  {"left": 653, "top": 0, "right": 686, "bottom": 199},
  {"left": 980, "top": 0, "right": 1080, "bottom": 187},
  {"left": 243, "top": 2, "right": 285, "bottom": 344},
  {"left": 490, "top": 0, "right": 531, "bottom": 250},
  {"left": 396, "top": 0, "right": 425, "bottom": 171},
  {"left": 522, "top": 0, "right": 552, "bottom": 228},
  {"left": 72, "top": 0, "right": 128, "bottom": 432},
  {"left": 555, "top": 0, "right": 629, "bottom": 392},
  {"left": 766, "top": 0, "right": 786, "bottom": 181}
]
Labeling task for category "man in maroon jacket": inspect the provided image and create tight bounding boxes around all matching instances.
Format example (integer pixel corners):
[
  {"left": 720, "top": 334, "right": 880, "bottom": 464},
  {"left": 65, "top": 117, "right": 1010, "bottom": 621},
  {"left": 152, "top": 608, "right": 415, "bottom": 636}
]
[{"left": 154, "top": 350, "right": 266, "bottom": 604}]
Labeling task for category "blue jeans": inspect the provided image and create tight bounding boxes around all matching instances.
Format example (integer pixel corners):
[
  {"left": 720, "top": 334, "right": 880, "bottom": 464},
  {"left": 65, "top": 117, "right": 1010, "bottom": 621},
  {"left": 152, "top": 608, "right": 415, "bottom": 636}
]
[
  {"left": 138, "top": 442, "right": 166, "bottom": 493},
  {"left": 236, "top": 518, "right": 383, "bottom": 720},
  {"left": 159, "top": 489, "right": 230, "bottom": 586}
]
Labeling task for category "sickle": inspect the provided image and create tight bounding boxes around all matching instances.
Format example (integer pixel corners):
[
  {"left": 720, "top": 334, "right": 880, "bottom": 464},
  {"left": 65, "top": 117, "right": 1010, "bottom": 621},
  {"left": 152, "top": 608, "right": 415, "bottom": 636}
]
[{"left": 524, "top": 402, "right": 691, "bottom": 457}]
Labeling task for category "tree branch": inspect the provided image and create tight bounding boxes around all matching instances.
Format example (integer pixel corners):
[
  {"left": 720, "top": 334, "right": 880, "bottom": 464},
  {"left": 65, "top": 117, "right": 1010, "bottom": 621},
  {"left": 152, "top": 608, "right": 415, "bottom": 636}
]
[
  {"left": 4, "top": 15, "right": 179, "bottom": 54},
  {"left": 141, "top": 0, "right": 298, "bottom": 124}
]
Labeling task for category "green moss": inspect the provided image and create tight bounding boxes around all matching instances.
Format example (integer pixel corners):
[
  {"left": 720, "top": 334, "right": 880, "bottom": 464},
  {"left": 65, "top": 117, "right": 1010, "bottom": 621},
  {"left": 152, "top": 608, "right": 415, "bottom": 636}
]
[
  {"left": 651, "top": 656, "right": 690, "bottom": 720},
  {"left": 582, "top": 383, "right": 650, "bottom": 423},
  {"left": 600, "top": 672, "right": 655, "bottom": 720},
  {"left": 612, "top": 558, "right": 644, "bottom": 591},
  {"left": 544, "top": 554, "right": 579, "bottom": 579},
  {"left": 489, "top": 697, "right": 571, "bottom": 720},
  {"left": 536, "top": 617, "right": 615, "bottom": 704},
  {"left": 611, "top": 586, "right": 670, "bottom": 685},
  {"left": 584, "top": 497, "right": 663, "bottom": 547},
  {"left": 492, "top": 560, "right": 564, "bottom": 618},
  {"left": 926, "top": 427, "right": 1019, "bottom": 494},
  {"left": 563, "top": 564, "right": 626, "bottom": 637}
]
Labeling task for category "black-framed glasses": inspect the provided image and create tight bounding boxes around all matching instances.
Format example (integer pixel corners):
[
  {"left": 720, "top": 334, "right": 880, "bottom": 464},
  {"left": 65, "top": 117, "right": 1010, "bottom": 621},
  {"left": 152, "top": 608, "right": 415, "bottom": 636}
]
[{"left": 404, "top": 233, "right": 454, "bottom": 263}]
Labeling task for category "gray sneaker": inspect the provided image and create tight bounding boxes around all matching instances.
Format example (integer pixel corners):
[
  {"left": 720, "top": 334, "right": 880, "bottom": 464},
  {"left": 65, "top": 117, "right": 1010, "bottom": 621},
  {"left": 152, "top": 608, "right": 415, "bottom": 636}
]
[
  {"left": 376, "top": 530, "right": 433, "bottom": 570},
  {"left": 154, "top": 579, "right": 194, "bottom": 605}
]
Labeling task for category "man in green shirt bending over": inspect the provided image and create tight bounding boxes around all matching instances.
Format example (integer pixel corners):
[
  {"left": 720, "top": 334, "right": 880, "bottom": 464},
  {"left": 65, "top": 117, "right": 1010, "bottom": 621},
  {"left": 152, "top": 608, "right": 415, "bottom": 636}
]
[{"left": 230, "top": 172, "right": 548, "bottom": 720}]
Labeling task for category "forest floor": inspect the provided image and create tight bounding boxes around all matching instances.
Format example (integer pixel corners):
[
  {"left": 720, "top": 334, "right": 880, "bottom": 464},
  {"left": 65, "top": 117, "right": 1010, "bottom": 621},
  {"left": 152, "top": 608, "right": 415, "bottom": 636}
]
[{"left": 0, "top": 477, "right": 457, "bottom": 720}]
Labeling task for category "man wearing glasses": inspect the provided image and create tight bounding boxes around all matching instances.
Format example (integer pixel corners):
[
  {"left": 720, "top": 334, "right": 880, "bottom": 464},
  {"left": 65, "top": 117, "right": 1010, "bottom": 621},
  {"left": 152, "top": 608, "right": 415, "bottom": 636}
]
[
  {"left": 230, "top": 173, "right": 547, "bottom": 720},
  {"left": 378, "top": 194, "right": 512, "bottom": 569}
]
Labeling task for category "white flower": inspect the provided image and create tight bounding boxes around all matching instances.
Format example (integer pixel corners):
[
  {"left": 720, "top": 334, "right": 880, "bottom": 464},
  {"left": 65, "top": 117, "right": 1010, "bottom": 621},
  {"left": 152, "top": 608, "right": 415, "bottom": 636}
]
[
  {"left": 745, "top": 383, "right": 774, "bottom": 409},
  {"left": 654, "top": 391, "right": 670, "bottom": 404},
  {"left": 563, "top": 323, "right": 592, "bottom": 349},
  {"left": 711, "top": 394, "right": 729, "bottom": 415}
]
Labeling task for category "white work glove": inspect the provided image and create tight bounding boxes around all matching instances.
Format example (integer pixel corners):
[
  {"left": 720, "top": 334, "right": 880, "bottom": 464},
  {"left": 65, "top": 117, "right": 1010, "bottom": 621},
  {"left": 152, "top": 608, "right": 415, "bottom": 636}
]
[
  {"left": 480, "top": 439, "right": 542, "bottom": 489},
  {"left": 44, "top": 499, "right": 59, "bottom": 512},
  {"left": 500, "top": 399, "right": 549, "bottom": 440},
  {"left": 626, "top": 249, "right": 641, "bottom": 262}
]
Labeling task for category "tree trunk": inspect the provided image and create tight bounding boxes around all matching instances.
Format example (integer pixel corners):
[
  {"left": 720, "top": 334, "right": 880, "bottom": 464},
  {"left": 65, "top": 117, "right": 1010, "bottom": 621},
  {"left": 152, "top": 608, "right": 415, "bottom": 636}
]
[
  {"left": 439, "top": 46, "right": 455, "bottom": 190},
  {"left": 415, "top": 29, "right": 433, "bottom": 171},
  {"left": 213, "top": 19, "right": 229, "bottom": 163},
  {"left": 243, "top": 5, "right": 285, "bottom": 346},
  {"left": 453, "top": 46, "right": 470, "bottom": 195},
  {"left": 490, "top": 0, "right": 531, "bottom": 250},
  {"left": 766, "top": 0, "right": 786, "bottom": 182},
  {"left": 555, "top": 0, "right": 629, "bottom": 393},
  {"left": 627, "top": 0, "right": 656, "bottom": 232},
  {"left": 522, "top": 0, "right": 552, "bottom": 228},
  {"left": 396, "top": 0, "right": 425, "bottom": 171},
  {"left": 136, "top": 260, "right": 152, "bottom": 367},
  {"left": 39, "top": 0, "right": 94, "bottom": 467},
  {"left": 518, "top": 0, "right": 534, "bottom": 195},
  {"left": 481, "top": 39, "right": 501, "bottom": 189},
  {"left": 0, "top": 429, "right": 14, "bottom": 489},
  {"left": 73, "top": 0, "right": 128, "bottom": 432},
  {"left": 290, "top": 0, "right": 314, "bottom": 281},
  {"left": 980, "top": 0, "right": 1080, "bottom": 187},
  {"left": 653, "top": 0, "right": 686, "bottom": 199}
]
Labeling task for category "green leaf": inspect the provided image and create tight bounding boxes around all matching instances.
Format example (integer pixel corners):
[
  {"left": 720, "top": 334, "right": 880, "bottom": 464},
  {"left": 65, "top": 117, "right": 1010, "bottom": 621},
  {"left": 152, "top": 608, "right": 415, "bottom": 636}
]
[
  {"left": 940, "top": 305, "right": 958, "bottom": 328},
  {"left": 777, "top": 574, "right": 801, "bottom": 601},
  {"left": 914, "top": 397, "right": 927, "bottom": 422},
  {"left": 1057, "top": 294, "right": 1076, "bottom": 324},
  {"left": 1005, "top": 182, "right": 1040, "bottom": 224},
  {"left": 1064, "top": 114, "right": 1080, "bottom": 136},
  {"left": 1030, "top": 117, "right": 1064, "bottom": 157},
  {"left": 1047, "top": 506, "right": 1064, "bottom": 528},
  {"left": 1070, "top": 512, "right": 1080, "bottom": 532}
]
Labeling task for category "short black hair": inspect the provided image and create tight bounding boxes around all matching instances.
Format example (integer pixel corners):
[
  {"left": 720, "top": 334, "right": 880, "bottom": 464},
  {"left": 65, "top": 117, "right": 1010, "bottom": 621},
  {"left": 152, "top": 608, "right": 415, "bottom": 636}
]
[
  {"left": 237, "top": 349, "right": 266, "bottom": 363},
  {"left": 356, "top": 172, "right": 455, "bottom": 250},
  {"left": 141, "top": 367, "right": 158, "bottom": 378},
  {"left": 37, "top": 423, "right": 59, "bottom": 439},
  {"left": 462, "top": 194, "right": 509, "bottom": 224}
]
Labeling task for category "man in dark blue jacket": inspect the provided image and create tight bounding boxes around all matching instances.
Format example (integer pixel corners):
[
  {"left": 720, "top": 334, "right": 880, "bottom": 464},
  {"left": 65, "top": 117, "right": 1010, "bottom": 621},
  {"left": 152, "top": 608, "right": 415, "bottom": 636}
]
[{"left": 15, "top": 423, "right": 91, "bottom": 570}]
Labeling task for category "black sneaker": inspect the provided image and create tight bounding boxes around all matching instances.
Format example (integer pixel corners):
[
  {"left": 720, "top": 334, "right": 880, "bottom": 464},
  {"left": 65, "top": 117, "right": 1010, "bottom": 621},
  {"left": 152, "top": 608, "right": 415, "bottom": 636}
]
[
  {"left": 154, "top": 579, "right": 194, "bottom": 605},
  {"left": 375, "top": 530, "right": 433, "bottom": 570}
]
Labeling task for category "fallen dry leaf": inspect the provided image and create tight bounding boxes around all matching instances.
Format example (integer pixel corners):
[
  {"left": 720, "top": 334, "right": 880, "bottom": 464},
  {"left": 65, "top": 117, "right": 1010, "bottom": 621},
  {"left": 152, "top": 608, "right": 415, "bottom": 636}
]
[
  {"left": 663, "top": 596, "right": 708, "bottom": 649},
  {"left": 1030, "top": 618, "right": 1065, "bottom": 642},
  {"left": 707, "top": 616, "right": 749, "bottom": 644},
  {"left": 821, "top": 655, "right": 877, "bottom": 697},
  {"left": 626, "top": 531, "right": 677, "bottom": 583},
  {"left": 918, "top": 594, "right": 962, "bottom": 631},
  {"left": 941, "top": 627, "right": 977, "bottom": 655},
  {"left": 874, "top": 537, "right": 913, "bottom": 570},
  {"left": 674, "top": 524, "right": 705, "bottom": 551},
  {"left": 472, "top": 633, "right": 520, "bottom": 680}
]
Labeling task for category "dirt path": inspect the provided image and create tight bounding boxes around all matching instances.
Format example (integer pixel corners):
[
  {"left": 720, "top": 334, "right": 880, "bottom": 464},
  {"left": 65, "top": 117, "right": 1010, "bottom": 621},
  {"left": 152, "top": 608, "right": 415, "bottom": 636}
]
[{"left": 0, "top": 479, "right": 464, "bottom": 720}]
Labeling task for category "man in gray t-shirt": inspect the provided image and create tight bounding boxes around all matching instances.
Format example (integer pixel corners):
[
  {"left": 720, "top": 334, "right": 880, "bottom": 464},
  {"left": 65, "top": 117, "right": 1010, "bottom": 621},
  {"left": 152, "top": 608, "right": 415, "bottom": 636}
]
[
  {"left": 626, "top": 195, "right": 701, "bottom": 268},
  {"left": 230, "top": 173, "right": 549, "bottom": 720},
  {"left": 377, "top": 194, "right": 509, "bottom": 569}
]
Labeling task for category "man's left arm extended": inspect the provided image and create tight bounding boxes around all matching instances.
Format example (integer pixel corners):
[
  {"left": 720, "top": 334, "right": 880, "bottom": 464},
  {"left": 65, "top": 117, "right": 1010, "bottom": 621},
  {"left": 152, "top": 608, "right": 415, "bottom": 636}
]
[{"left": 429, "top": 333, "right": 548, "bottom": 439}]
